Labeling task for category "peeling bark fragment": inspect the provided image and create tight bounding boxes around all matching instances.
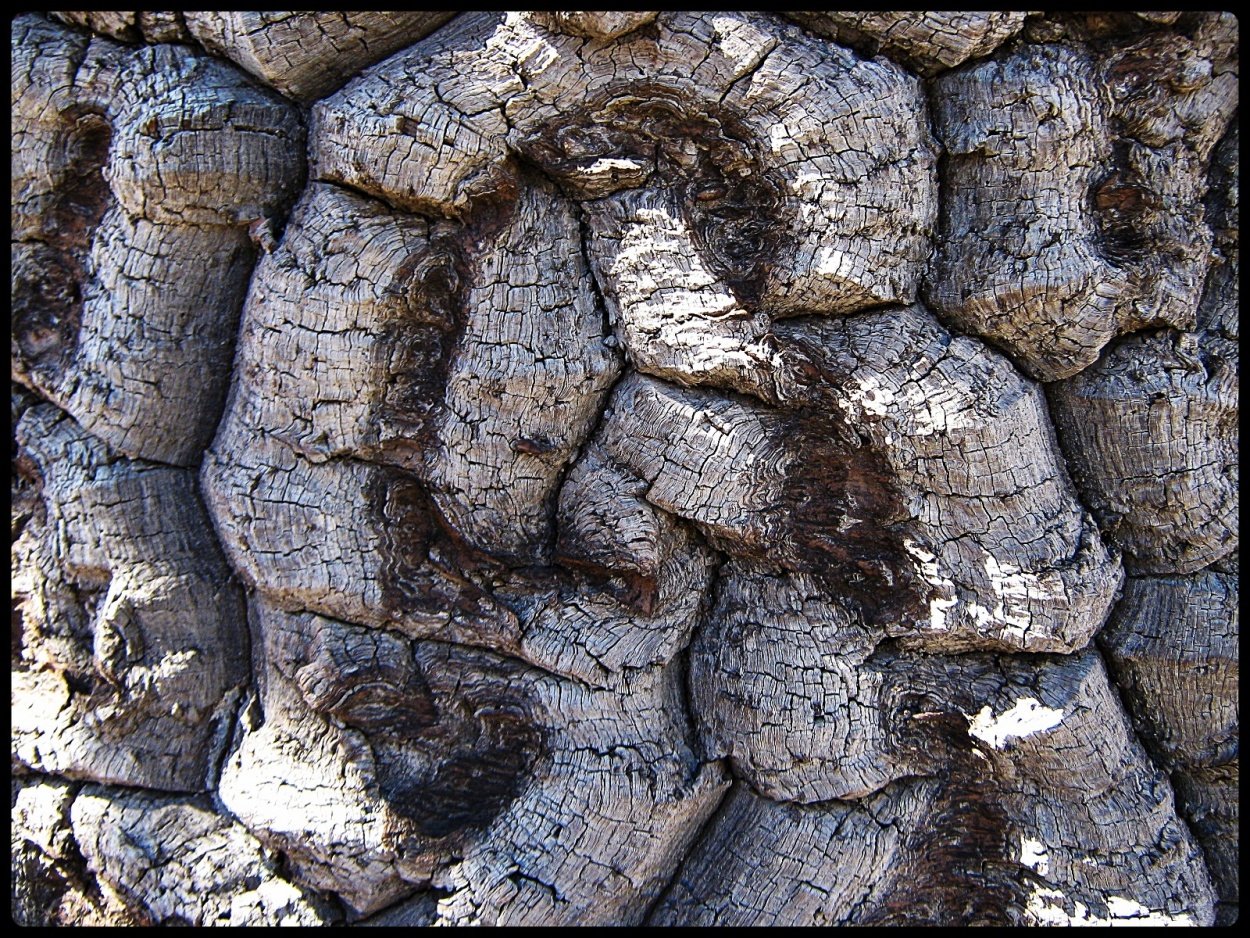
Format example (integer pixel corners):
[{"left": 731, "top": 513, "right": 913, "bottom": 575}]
[
  {"left": 11, "top": 15, "right": 303, "bottom": 465},
  {"left": 220, "top": 600, "right": 726, "bottom": 921},
  {"left": 666, "top": 650, "right": 1215, "bottom": 925},
  {"left": 313, "top": 12, "right": 934, "bottom": 320},
  {"left": 184, "top": 12, "right": 457, "bottom": 103},
  {"left": 783, "top": 12, "right": 1027, "bottom": 76},
  {"left": 12, "top": 405, "right": 247, "bottom": 792},
  {"left": 70, "top": 785, "right": 338, "bottom": 925}
]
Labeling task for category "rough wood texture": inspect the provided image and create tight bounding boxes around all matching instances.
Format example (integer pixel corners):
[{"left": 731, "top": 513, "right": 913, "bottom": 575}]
[
  {"left": 1099, "top": 572, "right": 1239, "bottom": 911},
  {"left": 12, "top": 9, "right": 1239, "bottom": 928},
  {"left": 661, "top": 649, "right": 1215, "bottom": 925},
  {"left": 311, "top": 12, "right": 935, "bottom": 317},
  {"left": 11, "top": 15, "right": 303, "bottom": 465},
  {"left": 71, "top": 785, "right": 339, "bottom": 925},
  {"left": 12, "top": 403, "right": 248, "bottom": 791},
  {"left": 184, "top": 12, "right": 458, "bottom": 104},
  {"left": 1048, "top": 318, "right": 1237, "bottom": 574},
  {"left": 927, "top": 21, "right": 1237, "bottom": 381},
  {"left": 217, "top": 599, "right": 725, "bottom": 921},
  {"left": 534, "top": 12, "right": 658, "bottom": 42},
  {"left": 12, "top": 775, "right": 138, "bottom": 926},
  {"left": 51, "top": 11, "right": 191, "bottom": 44},
  {"left": 783, "top": 12, "right": 1026, "bottom": 75}
]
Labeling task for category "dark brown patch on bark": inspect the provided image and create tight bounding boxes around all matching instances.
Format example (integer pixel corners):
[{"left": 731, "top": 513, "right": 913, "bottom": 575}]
[
  {"left": 767, "top": 337, "right": 927, "bottom": 626},
  {"left": 517, "top": 85, "right": 793, "bottom": 307},
  {"left": 13, "top": 110, "right": 113, "bottom": 386},
  {"left": 859, "top": 653, "right": 1028, "bottom": 926},
  {"left": 372, "top": 170, "right": 521, "bottom": 469},
  {"left": 376, "top": 648, "right": 545, "bottom": 842},
  {"left": 369, "top": 466, "right": 499, "bottom": 624},
  {"left": 12, "top": 245, "right": 84, "bottom": 383},
  {"left": 775, "top": 408, "right": 920, "bottom": 626}
]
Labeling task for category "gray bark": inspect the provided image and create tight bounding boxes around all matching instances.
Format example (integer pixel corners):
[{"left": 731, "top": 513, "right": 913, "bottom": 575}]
[{"left": 12, "top": 10, "right": 1239, "bottom": 927}]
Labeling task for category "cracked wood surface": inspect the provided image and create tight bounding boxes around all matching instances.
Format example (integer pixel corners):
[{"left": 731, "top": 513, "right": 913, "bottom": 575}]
[
  {"left": 12, "top": 9, "right": 1239, "bottom": 928},
  {"left": 11, "top": 14, "right": 304, "bottom": 466},
  {"left": 12, "top": 403, "right": 247, "bottom": 791}
]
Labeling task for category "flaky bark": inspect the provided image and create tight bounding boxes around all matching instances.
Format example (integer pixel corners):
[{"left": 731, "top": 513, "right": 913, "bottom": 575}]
[{"left": 12, "top": 10, "right": 1239, "bottom": 928}]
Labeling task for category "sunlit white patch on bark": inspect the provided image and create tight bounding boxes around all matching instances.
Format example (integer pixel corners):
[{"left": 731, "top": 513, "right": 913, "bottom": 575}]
[
  {"left": 965, "top": 696, "right": 1064, "bottom": 750},
  {"left": 1020, "top": 835, "right": 1050, "bottom": 876}
]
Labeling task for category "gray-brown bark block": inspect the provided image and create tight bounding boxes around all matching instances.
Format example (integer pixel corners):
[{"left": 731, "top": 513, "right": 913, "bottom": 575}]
[
  {"left": 12, "top": 404, "right": 248, "bottom": 791},
  {"left": 784, "top": 12, "right": 1027, "bottom": 76},
  {"left": 661, "top": 649, "right": 1216, "bottom": 925},
  {"left": 185, "top": 12, "right": 458, "bottom": 104},
  {"left": 70, "top": 784, "right": 339, "bottom": 925},
  {"left": 11, "top": 14, "right": 304, "bottom": 465},
  {"left": 218, "top": 599, "right": 726, "bottom": 921}
]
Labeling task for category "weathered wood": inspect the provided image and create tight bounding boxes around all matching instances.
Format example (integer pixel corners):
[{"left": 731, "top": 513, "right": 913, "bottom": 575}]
[
  {"left": 1048, "top": 325, "right": 1237, "bottom": 574},
  {"left": 11, "top": 775, "right": 138, "bottom": 926},
  {"left": 927, "top": 27, "right": 1237, "bottom": 381},
  {"left": 534, "top": 12, "right": 658, "bottom": 42},
  {"left": 783, "top": 12, "right": 1026, "bottom": 75},
  {"left": 312, "top": 11, "right": 936, "bottom": 317},
  {"left": 217, "top": 598, "right": 726, "bottom": 921},
  {"left": 1098, "top": 571, "right": 1239, "bottom": 911},
  {"left": 11, "top": 9, "right": 1240, "bottom": 928},
  {"left": 11, "top": 15, "right": 303, "bottom": 465},
  {"left": 70, "top": 784, "right": 338, "bottom": 925},
  {"left": 184, "top": 12, "right": 458, "bottom": 104},
  {"left": 1099, "top": 572, "right": 1238, "bottom": 769},
  {"left": 12, "top": 404, "right": 248, "bottom": 791},
  {"left": 51, "top": 11, "right": 191, "bottom": 44},
  {"left": 659, "top": 649, "right": 1216, "bottom": 925}
]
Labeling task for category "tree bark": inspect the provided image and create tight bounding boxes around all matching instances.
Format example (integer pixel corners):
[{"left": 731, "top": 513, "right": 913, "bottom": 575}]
[{"left": 12, "top": 11, "right": 1239, "bottom": 927}]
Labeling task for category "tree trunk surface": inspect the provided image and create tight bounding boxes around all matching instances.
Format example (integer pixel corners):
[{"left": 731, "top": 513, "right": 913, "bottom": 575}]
[{"left": 11, "top": 10, "right": 1238, "bottom": 927}]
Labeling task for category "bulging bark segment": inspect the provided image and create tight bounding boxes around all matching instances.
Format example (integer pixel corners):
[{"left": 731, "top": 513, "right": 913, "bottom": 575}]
[
  {"left": 927, "top": 27, "right": 1237, "bottom": 382},
  {"left": 662, "top": 650, "right": 1216, "bottom": 925},
  {"left": 1048, "top": 327, "right": 1238, "bottom": 573},
  {"left": 772, "top": 305, "right": 1122, "bottom": 652},
  {"left": 1048, "top": 112, "right": 1239, "bottom": 575},
  {"left": 50, "top": 11, "right": 191, "bottom": 44},
  {"left": 12, "top": 404, "right": 248, "bottom": 792},
  {"left": 312, "top": 11, "right": 935, "bottom": 318},
  {"left": 70, "top": 785, "right": 338, "bottom": 925},
  {"left": 926, "top": 45, "right": 1126, "bottom": 382},
  {"left": 11, "top": 9, "right": 1240, "bottom": 928},
  {"left": 1098, "top": 571, "right": 1239, "bottom": 909},
  {"left": 11, "top": 14, "right": 304, "bottom": 465},
  {"left": 783, "top": 12, "right": 1027, "bottom": 76},
  {"left": 183, "top": 12, "right": 458, "bottom": 104},
  {"left": 219, "top": 599, "right": 726, "bottom": 921},
  {"left": 533, "top": 12, "right": 658, "bottom": 42}
]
